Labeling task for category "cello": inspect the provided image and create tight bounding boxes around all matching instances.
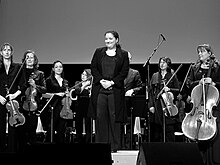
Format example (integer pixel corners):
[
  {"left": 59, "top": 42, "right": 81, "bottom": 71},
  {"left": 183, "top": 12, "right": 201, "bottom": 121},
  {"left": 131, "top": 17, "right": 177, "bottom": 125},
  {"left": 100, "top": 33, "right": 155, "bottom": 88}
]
[{"left": 181, "top": 61, "right": 219, "bottom": 141}]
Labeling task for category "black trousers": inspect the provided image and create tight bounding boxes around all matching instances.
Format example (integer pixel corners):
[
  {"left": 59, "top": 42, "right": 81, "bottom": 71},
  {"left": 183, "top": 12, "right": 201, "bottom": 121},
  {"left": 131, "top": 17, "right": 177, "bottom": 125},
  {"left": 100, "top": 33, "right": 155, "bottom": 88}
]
[{"left": 95, "top": 91, "right": 121, "bottom": 151}]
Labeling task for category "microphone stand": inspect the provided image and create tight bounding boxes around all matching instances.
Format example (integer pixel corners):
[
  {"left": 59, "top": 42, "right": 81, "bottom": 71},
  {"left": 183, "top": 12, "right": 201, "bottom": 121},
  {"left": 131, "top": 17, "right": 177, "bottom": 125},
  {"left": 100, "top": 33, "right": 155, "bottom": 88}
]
[{"left": 143, "top": 35, "right": 166, "bottom": 142}]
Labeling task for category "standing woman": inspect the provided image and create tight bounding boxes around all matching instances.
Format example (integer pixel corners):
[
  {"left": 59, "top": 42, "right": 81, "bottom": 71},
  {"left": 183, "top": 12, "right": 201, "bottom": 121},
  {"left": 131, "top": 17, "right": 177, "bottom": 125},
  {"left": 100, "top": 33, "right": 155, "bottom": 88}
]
[
  {"left": 20, "top": 50, "right": 46, "bottom": 145},
  {"left": 89, "top": 30, "right": 129, "bottom": 152},
  {"left": 0, "top": 43, "right": 24, "bottom": 152},
  {"left": 44, "top": 60, "right": 69, "bottom": 143},
  {"left": 186, "top": 44, "right": 220, "bottom": 165},
  {"left": 148, "top": 57, "right": 180, "bottom": 142}
]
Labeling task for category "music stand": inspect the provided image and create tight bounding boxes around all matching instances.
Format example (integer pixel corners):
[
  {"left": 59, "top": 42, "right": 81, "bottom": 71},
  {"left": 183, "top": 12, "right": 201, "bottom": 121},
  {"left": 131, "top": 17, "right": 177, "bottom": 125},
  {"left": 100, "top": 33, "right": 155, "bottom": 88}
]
[
  {"left": 131, "top": 95, "right": 147, "bottom": 148},
  {"left": 40, "top": 94, "right": 60, "bottom": 143}
]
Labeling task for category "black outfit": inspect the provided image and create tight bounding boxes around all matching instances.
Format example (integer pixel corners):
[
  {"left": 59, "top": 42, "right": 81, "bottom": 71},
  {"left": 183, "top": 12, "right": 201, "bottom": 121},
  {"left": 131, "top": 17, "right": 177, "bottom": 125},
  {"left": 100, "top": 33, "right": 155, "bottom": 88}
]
[
  {"left": 0, "top": 62, "right": 24, "bottom": 153},
  {"left": 20, "top": 68, "right": 46, "bottom": 146},
  {"left": 186, "top": 60, "right": 220, "bottom": 165},
  {"left": 74, "top": 81, "right": 92, "bottom": 143},
  {"left": 123, "top": 68, "right": 143, "bottom": 149},
  {"left": 44, "top": 75, "right": 69, "bottom": 143},
  {"left": 89, "top": 46, "right": 129, "bottom": 152},
  {"left": 148, "top": 71, "right": 180, "bottom": 142}
]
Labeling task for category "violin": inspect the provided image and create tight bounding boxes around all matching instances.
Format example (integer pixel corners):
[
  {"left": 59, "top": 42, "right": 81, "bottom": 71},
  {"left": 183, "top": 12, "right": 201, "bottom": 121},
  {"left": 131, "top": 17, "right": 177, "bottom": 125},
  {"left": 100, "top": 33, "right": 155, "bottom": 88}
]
[
  {"left": 161, "top": 81, "right": 178, "bottom": 117},
  {"left": 157, "top": 64, "right": 182, "bottom": 117},
  {"left": 60, "top": 87, "right": 74, "bottom": 119},
  {"left": 5, "top": 87, "right": 25, "bottom": 127},
  {"left": 23, "top": 73, "right": 38, "bottom": 111},
  {"left": 182, "top": 61, "right": 219, "bottom": 141}
]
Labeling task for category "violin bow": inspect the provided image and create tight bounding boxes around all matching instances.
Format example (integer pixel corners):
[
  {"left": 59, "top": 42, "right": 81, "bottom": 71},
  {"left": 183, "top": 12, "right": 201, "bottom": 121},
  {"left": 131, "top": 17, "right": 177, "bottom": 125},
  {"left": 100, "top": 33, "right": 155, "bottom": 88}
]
[
  {"left": 157, "top": 63, "right": 183, "bottom": 99},
  {"left": 7, "top": 57, "right": 27, "bottom": 93},
  {"left": 179, "top": 63, "right": 193, "bottom": 93},
  {"left": 69, "top": 75, "right": 93, "bottom": 90}
]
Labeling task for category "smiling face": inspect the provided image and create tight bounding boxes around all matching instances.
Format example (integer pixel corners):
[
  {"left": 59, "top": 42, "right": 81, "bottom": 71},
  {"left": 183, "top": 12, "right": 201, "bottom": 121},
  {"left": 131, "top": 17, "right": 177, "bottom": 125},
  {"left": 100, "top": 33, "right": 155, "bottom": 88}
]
[
  {"left": 53, "top": 61, "right": 63, "bottom": 76},
  {"left": 26, "top": 52, "right": 35, "bottom": 67},
  {"left": 104, "top": 32, "right": 118, "bottom": 50}
]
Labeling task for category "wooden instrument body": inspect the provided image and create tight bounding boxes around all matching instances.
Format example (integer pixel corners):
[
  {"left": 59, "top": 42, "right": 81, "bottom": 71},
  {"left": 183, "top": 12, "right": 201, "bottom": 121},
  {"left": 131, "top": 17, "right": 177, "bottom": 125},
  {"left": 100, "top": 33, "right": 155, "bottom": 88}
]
[
  {"left": 182, "top": 84, "right": 219, "bottom": 141},
  {"left": 7, "top": 99, "right": 25, "bottom": 127}
]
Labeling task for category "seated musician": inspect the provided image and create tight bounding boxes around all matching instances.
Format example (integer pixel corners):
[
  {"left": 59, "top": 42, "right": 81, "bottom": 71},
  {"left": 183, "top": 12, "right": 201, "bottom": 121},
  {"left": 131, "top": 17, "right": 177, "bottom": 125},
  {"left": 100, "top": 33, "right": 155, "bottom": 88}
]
[
  {"left": 123, "top": 52, "right": 144, "bottom": 149},
  {"left": 74, "top": 69, "right": 93, "bottom": 143}
]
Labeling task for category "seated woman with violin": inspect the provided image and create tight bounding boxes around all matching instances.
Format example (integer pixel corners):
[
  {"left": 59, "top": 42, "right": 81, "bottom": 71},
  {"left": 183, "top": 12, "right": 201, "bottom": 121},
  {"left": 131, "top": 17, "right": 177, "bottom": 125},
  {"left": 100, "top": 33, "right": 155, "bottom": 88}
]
[
  {"left": 20, "top": 50, "right": 47, "bottom": 145},
  {"left": 74, "top": 69, "right": 93, "bottom": 143},
  {"left": 185, "top": 44, "right": 220, "bottom": 165},
  {"left": 148, "top": 56, "right": 180, "bottom": 142}
]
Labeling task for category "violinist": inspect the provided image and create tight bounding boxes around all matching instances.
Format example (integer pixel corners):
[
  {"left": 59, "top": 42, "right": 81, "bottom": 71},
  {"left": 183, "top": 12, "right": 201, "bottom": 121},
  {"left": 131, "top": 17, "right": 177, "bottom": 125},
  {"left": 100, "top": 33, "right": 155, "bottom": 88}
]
[
  {"left": 148, "top": 56, "right": 180, "bottom": 142},
  {"left": 0, "top": 43, "right": 24, "bottom": 153},
  {"left": 20, "top": 50, "right": 46, "bottom": 146},
  {"left": 44, "top": 60, "right": 69, "bottom": 143},
  {"left": 186, "top": 44, "right": 220, "bottom": 165},
  {"left": 74, "top": 69, "right": 93, "bottom": 143}
]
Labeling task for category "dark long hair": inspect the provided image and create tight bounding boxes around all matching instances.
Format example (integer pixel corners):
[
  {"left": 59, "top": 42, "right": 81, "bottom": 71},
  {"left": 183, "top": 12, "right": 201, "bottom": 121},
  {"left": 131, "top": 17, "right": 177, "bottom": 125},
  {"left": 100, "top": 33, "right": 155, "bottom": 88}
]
[
  {"left": 158, "top": 56, "right": 172, "bottom": 73},
  {"left": 104, "top": 30, "right": 121, "bottom": 49},
  {"left": 50, "top": 60, "right": 65, "bottom": 78}
]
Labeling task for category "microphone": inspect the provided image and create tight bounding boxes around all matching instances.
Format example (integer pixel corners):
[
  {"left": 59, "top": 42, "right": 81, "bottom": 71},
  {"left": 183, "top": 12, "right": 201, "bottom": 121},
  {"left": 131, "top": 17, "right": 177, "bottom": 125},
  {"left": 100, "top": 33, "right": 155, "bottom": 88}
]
[{"left": 160, "top": 34, "right": 166, "bottom": 41}]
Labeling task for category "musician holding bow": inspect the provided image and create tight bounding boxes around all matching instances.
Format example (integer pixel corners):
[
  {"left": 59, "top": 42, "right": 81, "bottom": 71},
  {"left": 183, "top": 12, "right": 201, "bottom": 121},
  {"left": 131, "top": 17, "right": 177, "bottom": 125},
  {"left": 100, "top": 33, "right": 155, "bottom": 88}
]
[
  {"left": 148, "top": 56, "right": 180, "bottom": 142},
  {"left": 185, "top": 44, "right": 220, "bottom": 165},
  {"left": 0, "top": 43, "right": 25, "bottom": 153},
  {"left": 44, "top": 60, "right": 70, "bottom": 143},
  {"left": 74, "top": 69, "right": 93, "bottom": 144},
  {"left": 20, "top": 50, "right": 46, "bottom": 146}
]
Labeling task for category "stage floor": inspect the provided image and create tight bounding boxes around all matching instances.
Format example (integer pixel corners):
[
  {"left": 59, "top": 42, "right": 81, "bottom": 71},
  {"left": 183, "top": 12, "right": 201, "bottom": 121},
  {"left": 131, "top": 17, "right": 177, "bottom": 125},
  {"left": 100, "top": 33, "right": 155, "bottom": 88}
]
[{"left": 111, "top": 150, "right": 139, "bottom": 165}]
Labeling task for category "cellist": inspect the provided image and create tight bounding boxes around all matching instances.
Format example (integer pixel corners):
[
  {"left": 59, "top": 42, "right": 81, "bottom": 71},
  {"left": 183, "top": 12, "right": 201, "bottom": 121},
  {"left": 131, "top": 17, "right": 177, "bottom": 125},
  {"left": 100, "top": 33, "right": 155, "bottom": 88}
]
[
  {"left": 186, "top": 44, "right": 220, "bottom": 165},
  {"left": 148, "top": 56, "right": 180, "bottom": 142}
]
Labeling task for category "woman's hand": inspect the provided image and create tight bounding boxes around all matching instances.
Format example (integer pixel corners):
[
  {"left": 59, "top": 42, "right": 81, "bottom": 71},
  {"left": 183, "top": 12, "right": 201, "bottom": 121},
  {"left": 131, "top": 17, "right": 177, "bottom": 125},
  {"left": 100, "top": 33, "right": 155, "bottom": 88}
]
[
  {"left": 0, "top": 95, "right": 7, "bottom": 105},
  {"left": 163, "top": 86, "right": 170, "bottom": 92},
  {"left": 29, "top": 78, "right": 36, "bottom": 88},
  {"left": 199, "top": 77, "right": 213, "bottom": 85},
  {"left": 149, "top": 107, "right": 155, "bottom": 113},
  {"left": 100, "top": 79, "right": 113, "bottom": 89},
  {"left": 55, "top": 92, "right": 65, "bottom": 97}
]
